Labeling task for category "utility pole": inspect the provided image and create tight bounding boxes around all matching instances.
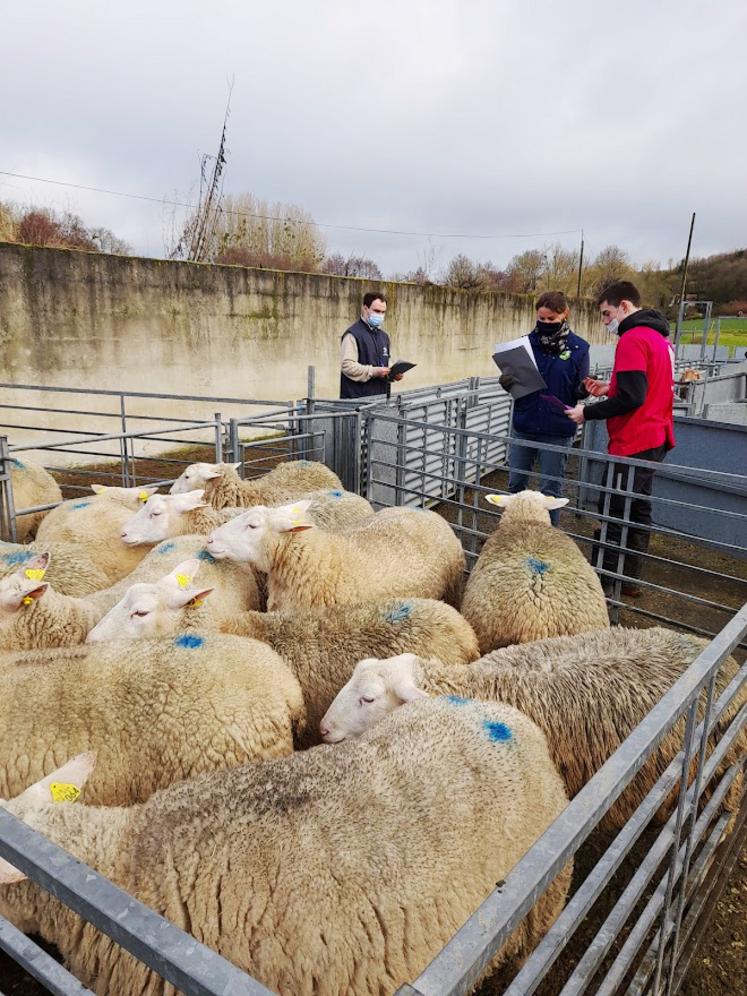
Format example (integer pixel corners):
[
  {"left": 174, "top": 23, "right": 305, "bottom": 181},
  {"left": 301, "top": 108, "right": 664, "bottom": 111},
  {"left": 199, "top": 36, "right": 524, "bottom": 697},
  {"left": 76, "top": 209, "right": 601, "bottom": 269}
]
[
  {"left": 673, "top": 212, "right": 696, "bottom": 357},
  {"left": 576, "top": 229, "right": 584, "bottom": 299}
]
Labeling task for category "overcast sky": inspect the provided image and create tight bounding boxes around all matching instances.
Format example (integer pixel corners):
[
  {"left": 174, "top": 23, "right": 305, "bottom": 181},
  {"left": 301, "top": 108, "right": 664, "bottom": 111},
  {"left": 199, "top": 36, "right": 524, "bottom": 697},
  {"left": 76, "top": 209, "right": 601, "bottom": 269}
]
[{"left": 3, "top": 0, "right": 745, "bottom": 277}]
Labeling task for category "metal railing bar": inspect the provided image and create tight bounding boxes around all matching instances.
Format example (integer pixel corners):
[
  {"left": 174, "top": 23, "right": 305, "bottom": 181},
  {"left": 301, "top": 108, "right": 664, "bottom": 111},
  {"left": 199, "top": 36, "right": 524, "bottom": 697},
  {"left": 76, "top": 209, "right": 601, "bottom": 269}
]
[
  {"left": 566, "top": 764, "right": 739, "bottom": 996},
  {"left": 0, "top": 404, "right": 226, "bottom": 427},
  {"left": 502, "top": 667, "right": 747, "bottom": 996},
  {"left": 396, "top": 603, "right": 747, "bottom": 996},
  {"left": 0, "top": 809, "right": 274, "bottom": 996},
  {"left": 10, "top": 421, "right": 223, "bottom": 453},
  {"left": 0, "top": 914, "right": 94, "bottom": 994},
  {"left": 0, "top": 382, "right": 288, "bottom": 406}
]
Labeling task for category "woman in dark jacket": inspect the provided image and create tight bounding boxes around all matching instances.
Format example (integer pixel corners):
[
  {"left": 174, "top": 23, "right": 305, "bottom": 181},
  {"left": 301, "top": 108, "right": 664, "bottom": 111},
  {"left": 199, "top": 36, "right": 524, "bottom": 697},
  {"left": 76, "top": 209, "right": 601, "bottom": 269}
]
[{"left": 503, "top": 291, "right": 590, "bottom": 525}]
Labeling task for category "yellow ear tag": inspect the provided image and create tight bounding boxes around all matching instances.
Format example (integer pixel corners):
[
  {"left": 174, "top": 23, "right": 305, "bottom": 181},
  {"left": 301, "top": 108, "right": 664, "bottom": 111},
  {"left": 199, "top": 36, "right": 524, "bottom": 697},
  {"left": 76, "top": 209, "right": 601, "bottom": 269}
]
[
  {"left": 176, "top": 573, "right": 192, "bottom": 589},
  {"left": 49, "top": 782, "right": 81, "bottom": 803},
  {"left": 25, "top": 568, "right": 46, "bottom": 581},
  {"left": 138, "top": 490, "right": 150, "bottom": 503},
  {"left": 188, "top": 598, "right": 204, "bottom": 608},
  {"left": 22, "top": 596, "right": 34, "bottom": 605}
]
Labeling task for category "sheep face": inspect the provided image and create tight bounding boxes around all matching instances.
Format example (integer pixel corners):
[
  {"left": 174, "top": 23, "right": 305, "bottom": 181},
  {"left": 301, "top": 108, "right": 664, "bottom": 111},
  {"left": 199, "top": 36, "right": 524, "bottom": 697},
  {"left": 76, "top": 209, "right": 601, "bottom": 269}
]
[
  {"left": 320, "top": 653, "right": 428, "bottom": 743},
  {"left": 0, "top": 553, "right": 50, "bottom": 617},
  {"left": 206, "top": 499, "right": 314, "bottom": 570},
  {"left": 485, "top": 490, "right": 568, "bottom": 526},
  {"left": 120, "top": 491, "right": 207, "bottom": 545},
  {"left": 86, "top": 559, "right": 212, "bottom": 642},
  {"left": 170, "top": 462, "right": 225, "bottom": 495},
  {"left": 0, "top": 753, "right": 97, "bottom": 886}
]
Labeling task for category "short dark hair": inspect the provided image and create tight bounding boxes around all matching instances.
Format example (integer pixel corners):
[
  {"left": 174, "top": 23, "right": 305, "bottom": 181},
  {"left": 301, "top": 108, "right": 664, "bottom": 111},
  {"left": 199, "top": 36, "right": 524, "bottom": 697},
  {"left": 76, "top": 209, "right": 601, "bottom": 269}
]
[
  {"left": 536, "top": 290, "right": 568, "bottom": 314},
  {"left": 596, "top": 281, "right": 641, "bottom": 309},
  {"left": 363, "top": 291, "right": 386, "bottom": 307}
]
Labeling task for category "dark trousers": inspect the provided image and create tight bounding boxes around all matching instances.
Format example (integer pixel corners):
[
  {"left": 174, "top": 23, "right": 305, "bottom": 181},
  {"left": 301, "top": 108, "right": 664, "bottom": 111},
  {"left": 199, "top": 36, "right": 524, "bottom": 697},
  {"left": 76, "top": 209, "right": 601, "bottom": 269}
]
[{"left": 595, "top": 443, "right": 668, "bottom": 582}]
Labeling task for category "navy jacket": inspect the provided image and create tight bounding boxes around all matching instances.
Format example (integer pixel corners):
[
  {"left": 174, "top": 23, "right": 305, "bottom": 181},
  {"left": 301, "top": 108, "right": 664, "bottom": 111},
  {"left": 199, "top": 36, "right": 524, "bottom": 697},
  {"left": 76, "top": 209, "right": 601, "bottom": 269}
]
[
  {"left": 340, "top": 319, "right": 391, "bottom": 399},
  {"left": 512, "top": 329, "right": 590, "bottom": 437}
]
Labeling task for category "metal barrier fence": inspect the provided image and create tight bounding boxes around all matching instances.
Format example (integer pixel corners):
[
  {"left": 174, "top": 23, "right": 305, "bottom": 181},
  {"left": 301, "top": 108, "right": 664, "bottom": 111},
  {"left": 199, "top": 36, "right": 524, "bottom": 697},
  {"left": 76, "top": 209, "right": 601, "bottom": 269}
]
[{"left": 0, "top": 375, "right": 745, "bottom": 994}]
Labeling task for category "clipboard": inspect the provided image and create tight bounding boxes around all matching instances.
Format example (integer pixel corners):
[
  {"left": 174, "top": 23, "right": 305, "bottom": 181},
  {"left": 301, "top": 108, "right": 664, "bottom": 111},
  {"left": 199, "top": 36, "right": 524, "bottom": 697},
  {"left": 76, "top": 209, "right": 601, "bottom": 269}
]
[
  {"left": 491, "top": 337, "right": 546, "bottom": 399},
  {"left": 387, "top": 360, "right": 416, "bottom": 382}
]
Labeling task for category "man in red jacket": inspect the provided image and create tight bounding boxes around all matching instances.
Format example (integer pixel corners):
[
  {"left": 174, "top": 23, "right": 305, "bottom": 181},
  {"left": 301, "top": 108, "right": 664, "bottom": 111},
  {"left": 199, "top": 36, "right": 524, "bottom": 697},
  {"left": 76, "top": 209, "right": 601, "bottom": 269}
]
[{"left": 565, "top": 280, "right": 675, "bottom": 596}]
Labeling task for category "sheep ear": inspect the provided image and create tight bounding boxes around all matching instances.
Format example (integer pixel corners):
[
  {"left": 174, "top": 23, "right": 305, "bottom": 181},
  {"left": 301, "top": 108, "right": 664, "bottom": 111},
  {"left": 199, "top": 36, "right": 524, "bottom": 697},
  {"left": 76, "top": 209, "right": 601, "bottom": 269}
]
[
  {"left": 90, "top": 483, "right": 108, "bottom": 495},
  {"left": 172, "top": 490, "right": 208, "bottom": 512},
  {"left": 0, "top": 857, "right": 26, "bottom": 884},
  {"left": 23, "top": 552, "right": 49, "bottom": 574},
  {"left": 169, "top": 559, "right": 202, "bottom": 586},
  {"left": 484, "top": 493, "right": 508, "bottom": 507},
  {"left": 391, "top": 673, "right": 428, "bottom": 703},
  {"left": 273, "top": 499, "right": 314, "bottom": 533},
  {"left": 543, "top": 497, "right": 570, "bottom": 510},
  {"left": 229, "top": 463, "right": 241, "bottom": 472},
  {"left": 202, "top": 468, "right": 223, "bottom": 481},
  {"left": 20, "top": 583, "right": 48, "bottom": 605},
  {"left": 166, "top": 585, "right": 214, "bottom": 609},
  {"left": 16, "top": 753, "right": 96, "bottom": 809}
]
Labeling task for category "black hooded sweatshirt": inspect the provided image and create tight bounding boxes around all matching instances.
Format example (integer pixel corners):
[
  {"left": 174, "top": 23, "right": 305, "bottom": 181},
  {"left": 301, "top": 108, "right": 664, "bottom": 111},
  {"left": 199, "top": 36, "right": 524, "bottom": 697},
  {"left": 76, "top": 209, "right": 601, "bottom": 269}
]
[{"left": 584, "top": 309, "right": 670, "bottom": 420}]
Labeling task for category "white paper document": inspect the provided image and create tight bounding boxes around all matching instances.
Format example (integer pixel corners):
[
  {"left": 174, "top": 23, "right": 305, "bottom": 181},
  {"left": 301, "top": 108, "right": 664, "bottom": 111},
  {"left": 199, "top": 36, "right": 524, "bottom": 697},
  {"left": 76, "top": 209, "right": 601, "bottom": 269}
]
[{"left": 491, "top": 335, "right": 547, "bottom": 399}]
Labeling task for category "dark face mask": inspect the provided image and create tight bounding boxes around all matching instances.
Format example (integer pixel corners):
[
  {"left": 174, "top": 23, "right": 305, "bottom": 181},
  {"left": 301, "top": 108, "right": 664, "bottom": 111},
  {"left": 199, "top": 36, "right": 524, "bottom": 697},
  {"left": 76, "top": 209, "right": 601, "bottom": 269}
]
[{"left": 536, "top": 320, "right": 564, "bottom": 336}]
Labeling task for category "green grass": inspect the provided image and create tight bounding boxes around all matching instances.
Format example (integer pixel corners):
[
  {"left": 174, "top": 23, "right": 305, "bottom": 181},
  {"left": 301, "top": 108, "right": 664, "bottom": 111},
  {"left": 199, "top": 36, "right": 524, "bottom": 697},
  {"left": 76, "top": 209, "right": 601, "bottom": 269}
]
[{"left": 676, "top": 317, "right": 747, "bottom": 347}]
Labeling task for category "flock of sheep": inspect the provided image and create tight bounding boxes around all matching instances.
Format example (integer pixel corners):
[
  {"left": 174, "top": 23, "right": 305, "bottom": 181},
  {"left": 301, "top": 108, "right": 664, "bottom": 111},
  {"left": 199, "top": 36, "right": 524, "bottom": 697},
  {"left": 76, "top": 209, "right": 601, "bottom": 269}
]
[{"left": 0, "top": 455, "right": 743, "bottom": 995}]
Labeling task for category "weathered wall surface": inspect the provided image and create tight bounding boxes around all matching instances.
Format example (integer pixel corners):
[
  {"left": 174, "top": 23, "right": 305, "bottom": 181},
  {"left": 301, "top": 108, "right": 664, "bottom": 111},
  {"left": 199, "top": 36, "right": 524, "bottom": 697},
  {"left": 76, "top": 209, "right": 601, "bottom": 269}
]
[{"left": 0, "top": 242, "right": 605, "bottom": 402}]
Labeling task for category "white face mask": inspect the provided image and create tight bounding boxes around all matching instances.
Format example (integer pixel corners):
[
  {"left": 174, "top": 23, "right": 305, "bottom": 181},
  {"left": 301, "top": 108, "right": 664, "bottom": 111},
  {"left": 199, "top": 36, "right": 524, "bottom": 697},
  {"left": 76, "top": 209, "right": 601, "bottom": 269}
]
[{"left": 606, "top": 318, "right": 619, "bottom": 335}]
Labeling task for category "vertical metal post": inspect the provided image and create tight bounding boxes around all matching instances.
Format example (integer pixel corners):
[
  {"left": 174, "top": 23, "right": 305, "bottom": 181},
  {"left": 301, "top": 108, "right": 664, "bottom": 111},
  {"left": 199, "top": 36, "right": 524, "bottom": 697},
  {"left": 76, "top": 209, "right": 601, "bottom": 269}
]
[
  {"left": 576, "top": 229, "right": 584, "bottom": 300},
  {"left": 712, "top": 318, "right": 721, "bottom": 366},
  {"left": 213, "top": 412, "right": 223, "bottom": 463},
  {"left": 651, "top": 698, "right": 700, "bottom": 995},
  {"left": 119, "top": 395, "right": 130, "bottom": 487},
  {"left": 228, "top": 419, "right": 242, "bottom": 476},
  {"left": 307, "top": 365, "right": 316, "bottom": 416},
  {"left": 0, "top": 436, "right": 18, "bottom": 543},
  {"left": 698, "top": 302, "right": 712, "bottom": 365},
  {"left": 664, "top": 673, "right": 717, "bottom": 995},
  {"left": 673, "top": 212, "right": 696, "bottom": 359}
]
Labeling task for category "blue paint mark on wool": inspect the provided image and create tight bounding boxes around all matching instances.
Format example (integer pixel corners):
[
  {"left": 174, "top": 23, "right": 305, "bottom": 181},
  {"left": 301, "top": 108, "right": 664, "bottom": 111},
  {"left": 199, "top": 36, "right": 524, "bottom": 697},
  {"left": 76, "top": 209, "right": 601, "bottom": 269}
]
[
  {"left": 196, "top": 549, "right": 215, "bottom": 563},
  {"left": 329, "top": 489, "right": 343, "bottom": 498},
  {"left": 155, "top": 541, "right": 176, "bottom": 555},
  {"left": 174, "top": 633, "right": 204, "bottom": 649},
  {"left": 384, "top": 601, "right": 413, "bottom": 624},
  {"left": 10, "top": 458, "right": 25, "bottom": 469},
  {"left": 525, "top": 557, "right": 550, "bottom": 576},
  {"left": 444, "top": 694, "right": 470, "bottom": 706},
  {"left": 2, "top": 550, "right": 33, "bottom": 566},
  {"left": 483, "top": 720, "right": 512, "bottom": 742},
  {"left": 71, "top": 501, "right": 91, "bottom": 511}
]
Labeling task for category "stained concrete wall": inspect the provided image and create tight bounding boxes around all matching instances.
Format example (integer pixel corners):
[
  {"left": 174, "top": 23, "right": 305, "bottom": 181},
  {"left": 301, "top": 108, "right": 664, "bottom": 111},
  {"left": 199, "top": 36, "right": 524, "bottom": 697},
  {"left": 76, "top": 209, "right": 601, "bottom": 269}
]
[{"left": 0, "top": 242, "right": 604, "bottom": 400}]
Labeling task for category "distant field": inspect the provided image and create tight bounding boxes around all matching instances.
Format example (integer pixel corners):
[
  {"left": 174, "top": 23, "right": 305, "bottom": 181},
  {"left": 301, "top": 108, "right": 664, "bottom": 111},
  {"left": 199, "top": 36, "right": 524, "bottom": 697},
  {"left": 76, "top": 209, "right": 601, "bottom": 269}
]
[{"left": 676, "top": 317, "right": 747, "bottom": 347}]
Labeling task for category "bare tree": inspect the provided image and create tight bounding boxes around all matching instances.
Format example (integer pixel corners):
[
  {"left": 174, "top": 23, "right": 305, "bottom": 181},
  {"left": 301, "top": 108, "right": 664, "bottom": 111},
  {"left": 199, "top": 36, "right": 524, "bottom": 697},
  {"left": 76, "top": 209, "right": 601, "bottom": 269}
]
[{"left": 322, "top": 253, "right": 382, "bottom": 279}]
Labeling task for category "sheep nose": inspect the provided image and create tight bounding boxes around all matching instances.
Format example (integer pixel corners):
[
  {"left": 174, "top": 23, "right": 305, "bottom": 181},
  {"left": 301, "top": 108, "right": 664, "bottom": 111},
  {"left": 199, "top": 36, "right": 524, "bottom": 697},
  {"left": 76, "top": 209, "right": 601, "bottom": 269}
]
[
  {"left": 206, "top": 534, "right": 214, "bottom": 546},
  {"left": 120, "top": 530, "right": 128, "bottom": 540},
  {"left": 319, "top": 725, "right": 330, "bottom": 739}
]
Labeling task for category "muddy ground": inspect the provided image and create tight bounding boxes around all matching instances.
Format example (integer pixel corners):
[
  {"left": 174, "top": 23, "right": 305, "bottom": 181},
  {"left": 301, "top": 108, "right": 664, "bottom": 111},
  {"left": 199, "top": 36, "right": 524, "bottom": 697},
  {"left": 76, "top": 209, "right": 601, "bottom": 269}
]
[{"left": 1, "top": 451, "right": 744, "bottom": 994}]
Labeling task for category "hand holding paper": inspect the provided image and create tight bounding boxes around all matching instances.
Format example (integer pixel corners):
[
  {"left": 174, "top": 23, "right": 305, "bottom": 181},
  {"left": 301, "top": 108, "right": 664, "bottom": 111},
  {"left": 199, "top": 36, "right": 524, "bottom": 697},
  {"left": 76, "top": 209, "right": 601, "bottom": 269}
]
[{"left": 492, "top": 336, "right": 547, "bottom": 399}]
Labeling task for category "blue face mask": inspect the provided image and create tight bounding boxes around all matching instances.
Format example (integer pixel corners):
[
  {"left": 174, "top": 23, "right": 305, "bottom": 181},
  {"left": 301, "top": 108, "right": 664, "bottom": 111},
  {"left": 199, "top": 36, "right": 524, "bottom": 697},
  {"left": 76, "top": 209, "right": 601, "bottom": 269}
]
[{"left": 367, "top": 312, "right": 385, "bottom": 329}]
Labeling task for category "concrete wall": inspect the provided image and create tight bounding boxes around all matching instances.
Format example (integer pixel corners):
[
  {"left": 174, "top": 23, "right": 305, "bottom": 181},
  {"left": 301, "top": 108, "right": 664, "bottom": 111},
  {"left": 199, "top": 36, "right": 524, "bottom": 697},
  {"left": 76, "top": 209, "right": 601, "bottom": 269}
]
[{"left": 0, "top": 242, "right": 605, "bottom": 403}]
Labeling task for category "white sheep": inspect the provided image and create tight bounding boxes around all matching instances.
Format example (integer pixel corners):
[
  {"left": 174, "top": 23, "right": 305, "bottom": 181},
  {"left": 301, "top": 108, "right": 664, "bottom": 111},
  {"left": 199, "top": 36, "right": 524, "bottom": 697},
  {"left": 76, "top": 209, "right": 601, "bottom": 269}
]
[
  {"left": 207, "top": 499, "right": 467, "bottom": 610},
  {"left": 0, "top": 540, "right": 261, "bottom": 650},
  {"left": 320, "top": 627, "right": 746, "bottom": 830},
  {"left": 0, "top": 697, "right": 571, "bottom": 994},
  {"left": 0, "top": 539, "right": 107, "bottom": 596},
  {"left": 121, "top": 487, "right": 375, "bottom": 546},
  {"left": 7, "top": 455, "right": 63, "bottom": 541},
  {"left": 461, "top": 490, "right": 609, "bottom": 653},
  {"left": 35, "top": 486, "right": 160, "bottom": 584},
  {"left": 222, "top": 597, "right": 480, "bottom": 744},
  {"left": 170, "top": 458, "right": 342, "bottom": 507},
  {"left": 0, "top": 632, "right": 305, "bottom": 805}
]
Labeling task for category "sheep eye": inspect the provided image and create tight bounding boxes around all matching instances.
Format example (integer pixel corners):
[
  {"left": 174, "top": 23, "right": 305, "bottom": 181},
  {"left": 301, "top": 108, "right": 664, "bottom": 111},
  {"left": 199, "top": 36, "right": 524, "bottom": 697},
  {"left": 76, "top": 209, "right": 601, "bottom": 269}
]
[
  {"left": 360, "top": 696, "right": 375, "bottom": 705},
  {"left": 132, "top": 610, "right": 150, "bottom": 618},
  {"left": 245, "top": 522, "right": 257, "bottom": 530},
  {"left": 151, "top": 510, "right": 162, "bottom": 517}
]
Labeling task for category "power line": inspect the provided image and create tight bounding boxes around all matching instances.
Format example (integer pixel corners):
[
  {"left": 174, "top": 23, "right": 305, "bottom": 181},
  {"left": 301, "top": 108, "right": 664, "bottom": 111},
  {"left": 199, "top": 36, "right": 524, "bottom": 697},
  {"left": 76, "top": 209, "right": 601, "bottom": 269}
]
[{"left": 0, "top": 169, "right": 582, "bottom": 242}]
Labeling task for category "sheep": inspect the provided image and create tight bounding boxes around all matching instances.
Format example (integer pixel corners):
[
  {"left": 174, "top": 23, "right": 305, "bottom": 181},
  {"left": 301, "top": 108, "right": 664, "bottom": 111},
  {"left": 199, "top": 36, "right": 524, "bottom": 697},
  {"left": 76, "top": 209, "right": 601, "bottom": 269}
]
[
  {"left": 0, "top": 698, "right": 571, "bottom": 994},
  {"left": 121, "top": 487, "right": 375, "bottom": 546},
  {"left": 7, "top": 456, "right": 63, "bottom": 541},
  {"left": 0, "top": 541, "right": 262, "bottom": 650},
  {"left": 461, "top": 490, "right": 609, "bottom": 653},
  {"left": 170, "top": 457, "right": 342, "bottom": 508},
  {"left": 0, "top": 632, "right": 305, "bottom": 806},
  {"left": 0, "top": 553, "right": 98, "bottom": 650},
  {"left": 320, "top": 627, "right": 746, "bottom": 830},
  {"left": 35, "top": 486, "right": 161, "bottom": 584},
  {"left": 207, "top": 499, "right": 467, "bottom": 610},
  {"left": 222, "top": 597, "right": 480, "bottom": 744},
  {"left": 0, "top": 539, "right": 107, "bottom": 596}
]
